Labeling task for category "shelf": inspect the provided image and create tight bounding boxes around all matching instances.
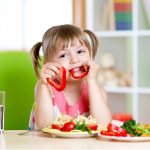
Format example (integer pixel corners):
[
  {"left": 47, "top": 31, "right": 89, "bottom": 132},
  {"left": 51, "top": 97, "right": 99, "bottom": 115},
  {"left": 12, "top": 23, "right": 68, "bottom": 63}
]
[
  {"left": 95, "top": 36, "right": 132, "bottom": 73},
  {"left": 105, "top": 87, "right": 150, "bottom": 94},
  {"left": 95, "top": 31, "right": 133, "bottom": 37},
  {"left": 105, "top": 87, "right": 133, "bottom": 93},
  {"left": 95, "top": 30, "right": 150, "bottom": 37},
  {"left": 137, "top": 30, "right": 150, "bottom": 36},
  {"left": 86, "top": 0, "right": 150, "bottom": 123},
  {"left": 138, "top": 36, "right": 150, "bottom": 88},
  {"left": 138, "top": 88, "right": 150, "bottom": 94}
]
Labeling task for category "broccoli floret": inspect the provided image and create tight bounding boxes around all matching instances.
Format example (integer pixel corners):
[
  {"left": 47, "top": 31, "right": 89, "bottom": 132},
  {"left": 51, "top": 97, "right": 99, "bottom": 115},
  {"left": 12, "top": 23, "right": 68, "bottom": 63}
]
[{"left": 121, "top": 120, "right": 139, "bottom": 136}]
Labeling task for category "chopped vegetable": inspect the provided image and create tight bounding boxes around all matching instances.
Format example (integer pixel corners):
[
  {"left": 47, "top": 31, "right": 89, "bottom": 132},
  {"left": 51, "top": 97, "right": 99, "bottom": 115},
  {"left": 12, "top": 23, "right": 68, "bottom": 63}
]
[
  {"left": 87, "top": 124, "right": 98, "bottom": 131},
  {"left": 121, "top": 119, "right": 150, "bottom": 137},
  {"left": 62, "top": 122, "right": 76, "bottom": 132},
  {"left": 121, "top": 120, "right": 139, "bottom": 136},
  {"left": 47, "top": 66, "right": 66, "bottom": 91},
  {"left": 101, "top": 130, "right": 116, "bottom": 136},
  {"left": 101, "top": 120, "right": 150, "bottom": 137},
  {"left": 48, "top": 115, "right": 99, "bottom": 134},
  {"left": 101, "top": 123, "right": 127, "bottom": 137},
  {"left": 70, "top": 66, "right": 89, "bottom": 79},
  {"left": 75, "top": 120, "right": 92, "bottom": 134},
  {"left": 51, "top": 124, "right": 62, "bottom": 130}
]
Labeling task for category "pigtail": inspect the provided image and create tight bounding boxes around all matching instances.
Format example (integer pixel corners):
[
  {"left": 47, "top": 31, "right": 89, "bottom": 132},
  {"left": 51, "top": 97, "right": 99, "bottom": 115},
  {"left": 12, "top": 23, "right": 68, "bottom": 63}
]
[
  {"left": 30, "top": 42, "right": 42, "bottom": 77},
  {"left": 83, "top": 30, "right": 98, "bottom": 59}
]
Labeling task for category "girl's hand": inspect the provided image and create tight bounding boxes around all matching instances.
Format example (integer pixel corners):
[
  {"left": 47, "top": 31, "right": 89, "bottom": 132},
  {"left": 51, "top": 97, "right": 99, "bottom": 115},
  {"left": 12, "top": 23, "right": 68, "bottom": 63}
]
[
  {"left": 40, "top": 62, "right": 62, "bottom": 84},
  {"left": 85, "top": 60, "right": 100, "bottom": 83}
]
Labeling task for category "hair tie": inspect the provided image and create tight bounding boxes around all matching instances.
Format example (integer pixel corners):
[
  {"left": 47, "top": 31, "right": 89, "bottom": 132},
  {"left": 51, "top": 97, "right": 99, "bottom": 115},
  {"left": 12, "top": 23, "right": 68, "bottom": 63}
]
[{"left": 80, "top": 27, "right": 83, "bottom": 32}]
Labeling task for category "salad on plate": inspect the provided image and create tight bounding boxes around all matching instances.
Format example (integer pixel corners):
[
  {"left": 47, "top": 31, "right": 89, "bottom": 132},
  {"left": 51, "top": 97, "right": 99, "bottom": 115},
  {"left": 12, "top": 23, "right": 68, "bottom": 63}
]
[
  {"left": 99, "top": 119, "right": 150, "bottom": 141},
  {"left": 42, "top": 115, "right": 102, "bottom": 138}
]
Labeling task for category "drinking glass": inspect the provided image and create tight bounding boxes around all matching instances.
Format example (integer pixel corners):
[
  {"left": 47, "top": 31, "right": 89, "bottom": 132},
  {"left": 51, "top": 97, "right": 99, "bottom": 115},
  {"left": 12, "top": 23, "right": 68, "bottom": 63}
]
[{"left": 0, "top": 91, "right": 5, "bottom": 133}]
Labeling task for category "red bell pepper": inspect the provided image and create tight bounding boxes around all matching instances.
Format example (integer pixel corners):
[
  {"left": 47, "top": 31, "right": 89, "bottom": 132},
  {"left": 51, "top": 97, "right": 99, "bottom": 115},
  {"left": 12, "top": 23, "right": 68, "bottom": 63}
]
[
  {"left": 51, "top": 124, "right": 63, "bottom": 130},
  {"left": 107, "top": 123, "right": 119, "bottom": 132},
  {"left": 47, "top": 66, "right": 66, "bottom": 91},
  {"left": 101, "top": 123, "right": 127, "bottom": 137},
  {"left": 70, "top": 66, "right": 89, "bottom": 79},
  {"left": 101, "top": 130, "right": 116, "bottom": 136}
]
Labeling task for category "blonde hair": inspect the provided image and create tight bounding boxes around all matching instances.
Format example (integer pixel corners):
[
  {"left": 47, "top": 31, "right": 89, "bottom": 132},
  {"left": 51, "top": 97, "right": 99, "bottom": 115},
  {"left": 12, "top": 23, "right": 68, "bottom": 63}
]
[{"left": 31, "top": 24, "right": 98, "bottom": 77}]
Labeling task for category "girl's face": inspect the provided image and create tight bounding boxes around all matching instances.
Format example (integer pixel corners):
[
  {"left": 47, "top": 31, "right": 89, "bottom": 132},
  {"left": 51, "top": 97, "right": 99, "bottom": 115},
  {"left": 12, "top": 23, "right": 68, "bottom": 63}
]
[{"left": 51, "top": 39, "right": 91, "bottom": 80}]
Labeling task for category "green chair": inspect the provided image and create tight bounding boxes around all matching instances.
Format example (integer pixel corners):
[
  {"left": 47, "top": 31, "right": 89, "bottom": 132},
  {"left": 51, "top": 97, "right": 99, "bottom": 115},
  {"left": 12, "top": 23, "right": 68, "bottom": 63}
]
[{"left": 0, "top": 51, "right": 37, "bottom": 130}]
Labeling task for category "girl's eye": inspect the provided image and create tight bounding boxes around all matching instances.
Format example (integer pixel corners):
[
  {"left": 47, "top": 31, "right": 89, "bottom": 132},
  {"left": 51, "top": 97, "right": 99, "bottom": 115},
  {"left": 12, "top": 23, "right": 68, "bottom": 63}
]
[
  {"left": 59, "top": 54, "right": 66, "bottom": 58},
  {"left": 77, "top": 49, "right": 85, "bottom": 54}
]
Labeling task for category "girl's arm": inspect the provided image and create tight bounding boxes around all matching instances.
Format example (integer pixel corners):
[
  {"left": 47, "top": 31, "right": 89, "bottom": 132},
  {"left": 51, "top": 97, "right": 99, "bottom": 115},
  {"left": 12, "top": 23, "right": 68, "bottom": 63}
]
[
  {"left": 87, "top": 61, "right": 112, "bottom": 125},
  {"left": 34, "top": 62, "right": 61, "bottom": 129},
  {"left": 34, "top": 80, "right": 55, "bottom": 129},
  {"left": 35, "top": 80, "right": 54, "bottom": 129}
]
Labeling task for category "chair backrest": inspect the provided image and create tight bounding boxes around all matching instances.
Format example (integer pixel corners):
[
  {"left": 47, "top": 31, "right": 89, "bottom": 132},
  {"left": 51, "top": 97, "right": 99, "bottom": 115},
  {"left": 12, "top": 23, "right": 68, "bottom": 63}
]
[{"left": 0, "top": 51, "right": 37, "bottom": 130}]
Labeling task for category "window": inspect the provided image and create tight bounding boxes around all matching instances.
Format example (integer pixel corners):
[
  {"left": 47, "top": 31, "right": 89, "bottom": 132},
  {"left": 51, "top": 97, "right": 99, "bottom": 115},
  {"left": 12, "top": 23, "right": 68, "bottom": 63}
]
[{"left": 0, "top": 0, "right": 72, "bottom": 50}]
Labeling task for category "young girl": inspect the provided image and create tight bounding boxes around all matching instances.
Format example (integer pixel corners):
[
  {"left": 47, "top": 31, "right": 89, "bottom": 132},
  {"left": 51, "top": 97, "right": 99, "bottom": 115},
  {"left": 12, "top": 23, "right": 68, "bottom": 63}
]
[{"left": 29, "top": 24, "right": 112, "bottom": 130}]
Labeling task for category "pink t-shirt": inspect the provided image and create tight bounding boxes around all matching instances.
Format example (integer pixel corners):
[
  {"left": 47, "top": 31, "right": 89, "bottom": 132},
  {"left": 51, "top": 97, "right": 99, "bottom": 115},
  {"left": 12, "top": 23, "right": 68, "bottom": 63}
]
[
  {"left": 52, "top": 81, "right": 89, "bottom": 118},
  {"left": 28, "top": 81, "right": 89, "bottom": 130}
]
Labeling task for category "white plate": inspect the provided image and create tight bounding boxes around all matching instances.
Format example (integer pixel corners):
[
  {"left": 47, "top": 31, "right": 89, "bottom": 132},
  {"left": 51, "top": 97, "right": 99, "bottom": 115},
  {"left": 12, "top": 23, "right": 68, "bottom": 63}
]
[
  {"left": 99, "top": 120, "right": 150, "bottom": 142},
  {"left": 42, "top": 127, "right": 99, "bottom": 138},
  {"left": 99, "top": 134, "right": 150, "bottom": 142}
]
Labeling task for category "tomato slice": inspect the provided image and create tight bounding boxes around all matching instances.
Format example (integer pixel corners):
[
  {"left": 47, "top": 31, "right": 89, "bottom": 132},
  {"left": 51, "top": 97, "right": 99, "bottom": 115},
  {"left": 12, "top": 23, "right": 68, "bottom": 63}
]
[
  {"left": 87, "top": 124, "right": 98, "bottom": 131},
  {"left": 107, "top": 123, "right": 119, "bottom": 132},
  {"left": 115, "top": 128, "right": 127, "bottom": 137},
  {"left": 116, "top": 132, "right": 127, "bottom": 137},
  {"left": 101, "top": 123, "right": 128, "bottom": 137},
  {"left": 101, "top": 130, "right": 116, "bottom": 136},
  {"left": 117, "top": 127, "right": 127, "bottom": 133},
  {"left": 62, "top": 122, "right": 76, "bottom": 132},
  {"left": 51, "top": 124, "right": 62, "bottom": 130}
]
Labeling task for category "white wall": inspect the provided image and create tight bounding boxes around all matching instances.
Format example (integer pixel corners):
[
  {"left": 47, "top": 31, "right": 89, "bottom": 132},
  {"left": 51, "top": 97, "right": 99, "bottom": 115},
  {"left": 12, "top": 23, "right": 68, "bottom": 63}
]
[{"left": 0, "top": 0, "right": 72, "bottom": 50}]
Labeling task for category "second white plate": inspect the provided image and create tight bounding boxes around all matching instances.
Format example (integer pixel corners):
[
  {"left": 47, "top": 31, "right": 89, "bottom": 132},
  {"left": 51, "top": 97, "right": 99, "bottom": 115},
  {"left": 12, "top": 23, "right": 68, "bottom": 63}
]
[
  {"left": 99, "top": 134, "right": 150, "bottom": 142},
  {"left": 42, "top": 128, "right": 99, "bottom": 138}
]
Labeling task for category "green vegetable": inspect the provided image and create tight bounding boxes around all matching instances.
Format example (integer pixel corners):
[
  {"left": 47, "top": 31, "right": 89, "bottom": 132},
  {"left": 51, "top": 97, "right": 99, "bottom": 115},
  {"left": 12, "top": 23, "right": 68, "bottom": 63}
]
[
  {"left": 75, "top": 120, "right": 92, "bottom": 134},
  {"left": 121, "top": 120, "right": 139, "bottom": 136},
  {"left": 121, "top": 119, "right": 150, "bottom": 137},
  {"left": 135, "top": 123, "right": 150, "bottom": 136}
]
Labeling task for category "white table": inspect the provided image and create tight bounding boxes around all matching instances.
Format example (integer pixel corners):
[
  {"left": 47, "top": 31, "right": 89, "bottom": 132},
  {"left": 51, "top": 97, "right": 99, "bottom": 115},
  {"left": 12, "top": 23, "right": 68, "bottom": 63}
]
[{"left": 0, "top": 130, "right": 150, "bottom": 150}]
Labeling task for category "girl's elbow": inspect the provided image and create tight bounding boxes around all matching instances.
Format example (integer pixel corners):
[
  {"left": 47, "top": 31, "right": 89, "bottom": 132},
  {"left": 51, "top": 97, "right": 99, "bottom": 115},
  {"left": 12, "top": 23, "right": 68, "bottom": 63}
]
[{"left": 34, "top": 115, "right": 51, "bottom": 130}]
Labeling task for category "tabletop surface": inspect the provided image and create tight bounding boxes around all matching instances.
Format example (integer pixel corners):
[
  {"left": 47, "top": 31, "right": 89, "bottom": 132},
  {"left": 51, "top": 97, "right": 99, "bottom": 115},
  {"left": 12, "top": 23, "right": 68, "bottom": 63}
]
[{"left": 0, "top": 130, "right": 150, "bottom": 150}]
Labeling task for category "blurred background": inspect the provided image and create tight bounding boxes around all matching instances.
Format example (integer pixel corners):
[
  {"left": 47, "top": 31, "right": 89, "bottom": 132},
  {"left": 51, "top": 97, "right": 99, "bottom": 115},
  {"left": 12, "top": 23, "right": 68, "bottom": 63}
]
[{"left": 1, "top": 0, "right": 150, "bottom": 128}]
